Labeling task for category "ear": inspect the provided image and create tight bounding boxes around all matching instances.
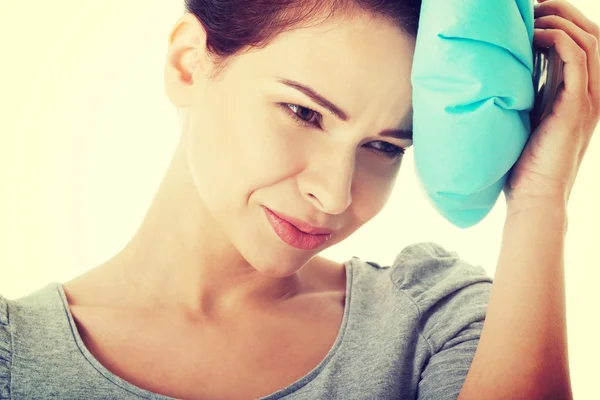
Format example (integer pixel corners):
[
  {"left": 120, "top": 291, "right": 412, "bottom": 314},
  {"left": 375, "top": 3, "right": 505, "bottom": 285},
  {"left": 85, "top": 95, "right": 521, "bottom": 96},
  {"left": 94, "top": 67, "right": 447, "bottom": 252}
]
[{"left": 163, "top": 12, "right": 211, "bottom": 109}]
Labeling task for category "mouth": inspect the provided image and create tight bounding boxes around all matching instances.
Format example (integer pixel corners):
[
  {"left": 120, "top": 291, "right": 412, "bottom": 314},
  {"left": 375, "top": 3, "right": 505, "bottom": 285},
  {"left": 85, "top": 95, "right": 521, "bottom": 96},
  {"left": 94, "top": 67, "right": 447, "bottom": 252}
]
[
  {"left": 263, "top": 207, "right": 333, "bottom": 251},
  {"left": 264, "top": 207, "right": 335, "bottom": 235}
]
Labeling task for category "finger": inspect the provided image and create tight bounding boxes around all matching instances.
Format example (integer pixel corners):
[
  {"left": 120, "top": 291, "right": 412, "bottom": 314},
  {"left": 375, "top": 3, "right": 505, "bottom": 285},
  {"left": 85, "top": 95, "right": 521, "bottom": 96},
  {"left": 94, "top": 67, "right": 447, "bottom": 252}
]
[
  {"left": 534, "top": 15, "right": 599, "bottom": 102},
  {"left": 534, "top": 0, "right": 600, "bottom": 40},
  {"left": 533, "top": 28, "right": 590, "bottom": 111}
]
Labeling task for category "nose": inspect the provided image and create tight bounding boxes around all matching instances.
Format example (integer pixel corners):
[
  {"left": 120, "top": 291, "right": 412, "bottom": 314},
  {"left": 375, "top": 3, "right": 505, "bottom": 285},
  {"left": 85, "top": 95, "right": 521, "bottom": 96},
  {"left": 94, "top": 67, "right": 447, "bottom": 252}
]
[{"left": 297, "top": 149, "right": 354, "bottom": 215}]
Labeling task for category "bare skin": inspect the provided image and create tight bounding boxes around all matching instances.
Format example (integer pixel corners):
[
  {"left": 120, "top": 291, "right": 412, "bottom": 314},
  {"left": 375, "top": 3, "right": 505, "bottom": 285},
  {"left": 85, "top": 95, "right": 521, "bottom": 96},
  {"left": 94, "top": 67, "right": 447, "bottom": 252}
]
[
  {"left": 62, "top": 8, "right": 415, "bottom": 400},
  {"left": 63, "top": 256, "right": 347, "bottom": 399}
]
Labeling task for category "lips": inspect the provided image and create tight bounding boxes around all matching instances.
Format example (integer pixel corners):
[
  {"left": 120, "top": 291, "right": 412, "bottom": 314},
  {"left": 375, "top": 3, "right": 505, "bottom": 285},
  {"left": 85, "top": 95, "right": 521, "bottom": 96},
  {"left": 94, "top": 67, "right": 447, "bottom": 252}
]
[
  {"left": 265, "top": 208, "right": 335, "bottom": 235},
  {"left": 263, "top": 207, "right": 334, "bottom": 251}
]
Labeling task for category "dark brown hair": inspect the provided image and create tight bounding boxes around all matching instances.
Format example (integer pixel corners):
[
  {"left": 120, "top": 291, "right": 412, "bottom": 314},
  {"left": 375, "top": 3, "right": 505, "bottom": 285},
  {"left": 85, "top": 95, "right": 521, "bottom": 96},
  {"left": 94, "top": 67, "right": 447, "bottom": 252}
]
[{"left": 183, "top": 0, "right": 421, "bottom": 77}]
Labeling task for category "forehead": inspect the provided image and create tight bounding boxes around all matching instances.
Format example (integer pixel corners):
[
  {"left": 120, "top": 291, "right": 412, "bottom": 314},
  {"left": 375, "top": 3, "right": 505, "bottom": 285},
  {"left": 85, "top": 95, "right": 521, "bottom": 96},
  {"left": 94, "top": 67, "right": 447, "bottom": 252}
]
[{"left": 239, "top": 14, "right": 415, "bottom": 123}]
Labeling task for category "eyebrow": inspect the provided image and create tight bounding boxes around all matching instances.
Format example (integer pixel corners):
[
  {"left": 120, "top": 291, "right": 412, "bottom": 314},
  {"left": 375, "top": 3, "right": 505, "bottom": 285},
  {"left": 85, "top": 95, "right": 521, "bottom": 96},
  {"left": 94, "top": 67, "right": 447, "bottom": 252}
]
[{"left": 276, "top": 77, "right": 413, "bottom": 141}]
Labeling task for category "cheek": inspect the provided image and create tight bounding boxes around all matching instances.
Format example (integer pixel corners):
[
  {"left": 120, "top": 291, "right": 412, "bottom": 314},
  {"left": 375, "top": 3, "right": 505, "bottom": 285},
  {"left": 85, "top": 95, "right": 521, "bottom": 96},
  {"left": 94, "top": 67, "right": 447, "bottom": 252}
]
[
  {"left": 184, "top": 100, "right": 245, "bottom": 210},
  {"left": 232, "top": 101, "right": 308, "bottom": 183},
  {"left": 352, "top": 165, "right": 399, "bottom": 222},
  {"left": 186, "top": 94, "right": 304, "bottom": 202},
  {"left": 330, "top": 175, "right": 396, "bottom": 246}
]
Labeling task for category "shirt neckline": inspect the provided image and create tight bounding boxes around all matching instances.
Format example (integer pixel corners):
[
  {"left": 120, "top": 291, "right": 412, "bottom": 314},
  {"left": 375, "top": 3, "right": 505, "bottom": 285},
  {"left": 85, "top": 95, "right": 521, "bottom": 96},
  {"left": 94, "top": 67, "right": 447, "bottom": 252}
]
[{"left": 54, "top": 257, "right": 356, "bottom": 400}]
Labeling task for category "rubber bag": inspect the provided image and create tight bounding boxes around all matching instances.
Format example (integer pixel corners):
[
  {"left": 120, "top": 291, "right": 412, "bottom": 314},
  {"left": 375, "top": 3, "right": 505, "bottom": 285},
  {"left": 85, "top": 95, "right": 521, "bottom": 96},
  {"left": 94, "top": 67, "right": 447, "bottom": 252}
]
[{"left": 411, "top": 0, "right": 536, "bottom": 228}]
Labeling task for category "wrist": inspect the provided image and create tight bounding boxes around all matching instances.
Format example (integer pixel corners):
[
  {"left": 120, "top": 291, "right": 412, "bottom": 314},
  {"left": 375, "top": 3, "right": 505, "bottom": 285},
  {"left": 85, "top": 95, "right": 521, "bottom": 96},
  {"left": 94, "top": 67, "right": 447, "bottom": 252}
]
[
  {"left": 504, "top": 180, "right": 571, "bottom": 211},
  {"left": 505, "top": 197, "right": 569, "bottom": 231},
  {"left": 506, "top": 195, "right": 567, "bottom": 213}
]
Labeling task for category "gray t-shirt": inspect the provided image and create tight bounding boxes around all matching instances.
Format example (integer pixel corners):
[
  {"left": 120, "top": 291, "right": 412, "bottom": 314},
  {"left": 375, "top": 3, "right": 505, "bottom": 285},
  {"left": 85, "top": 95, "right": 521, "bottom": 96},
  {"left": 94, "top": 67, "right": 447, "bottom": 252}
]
[{"left": 0, "top": 242, "right": 493, "bottom": 399}]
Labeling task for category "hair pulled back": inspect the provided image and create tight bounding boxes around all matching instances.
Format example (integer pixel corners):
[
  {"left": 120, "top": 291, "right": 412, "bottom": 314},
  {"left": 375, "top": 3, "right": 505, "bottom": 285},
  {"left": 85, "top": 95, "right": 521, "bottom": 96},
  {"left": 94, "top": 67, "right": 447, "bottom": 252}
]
[{"left": 183, "top": 0, "right": 421, "bottom": 77}]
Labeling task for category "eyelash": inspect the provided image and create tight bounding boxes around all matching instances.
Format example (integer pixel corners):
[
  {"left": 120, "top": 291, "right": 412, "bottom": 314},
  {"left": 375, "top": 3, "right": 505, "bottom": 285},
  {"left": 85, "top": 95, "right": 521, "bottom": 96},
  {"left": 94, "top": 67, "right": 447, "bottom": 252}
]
[{"left": 278, "top": 103, "right": 406, "bottom": 160}]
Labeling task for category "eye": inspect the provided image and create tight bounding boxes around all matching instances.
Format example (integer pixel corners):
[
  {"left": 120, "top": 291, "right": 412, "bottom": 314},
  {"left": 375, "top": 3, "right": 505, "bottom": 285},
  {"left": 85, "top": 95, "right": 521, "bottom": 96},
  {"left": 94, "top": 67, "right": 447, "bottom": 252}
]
[
  {"left": 279, "top": 103, "right": 322, "bottom": 128},
  {"left": 278, "top": 102, "right": 405, "bottom": 161},
  {"left": 367, "top": 141, "right": 406, "bottom": 160}
]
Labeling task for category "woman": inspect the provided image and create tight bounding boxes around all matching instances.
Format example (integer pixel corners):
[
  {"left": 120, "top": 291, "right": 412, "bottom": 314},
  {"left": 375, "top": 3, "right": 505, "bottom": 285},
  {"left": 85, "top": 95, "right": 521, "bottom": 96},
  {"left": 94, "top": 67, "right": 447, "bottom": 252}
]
[{"left": 1, "top": 0, "right": 598, "bottom": 399}]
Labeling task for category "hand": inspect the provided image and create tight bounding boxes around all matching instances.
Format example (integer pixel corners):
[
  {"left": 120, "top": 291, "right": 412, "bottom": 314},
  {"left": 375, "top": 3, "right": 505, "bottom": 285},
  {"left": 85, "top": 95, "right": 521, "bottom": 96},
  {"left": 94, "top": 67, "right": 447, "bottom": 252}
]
[{"left": 503, "top": 0, "right": 600, "bottom": 209}]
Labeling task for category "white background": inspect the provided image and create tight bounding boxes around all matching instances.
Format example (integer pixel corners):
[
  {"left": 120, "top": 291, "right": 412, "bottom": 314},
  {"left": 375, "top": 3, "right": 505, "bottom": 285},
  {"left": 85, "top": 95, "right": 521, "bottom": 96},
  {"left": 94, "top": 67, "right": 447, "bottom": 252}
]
[{"left": 1, "top": 0, "right": 598, "bottom": 398}]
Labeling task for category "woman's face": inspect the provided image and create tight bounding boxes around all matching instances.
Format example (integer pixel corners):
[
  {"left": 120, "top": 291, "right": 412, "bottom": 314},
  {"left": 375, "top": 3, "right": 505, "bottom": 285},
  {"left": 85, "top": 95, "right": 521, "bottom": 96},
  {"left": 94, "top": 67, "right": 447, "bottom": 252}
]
[{"left": 166, "top": 12, "right": 415, "bottom": 276}]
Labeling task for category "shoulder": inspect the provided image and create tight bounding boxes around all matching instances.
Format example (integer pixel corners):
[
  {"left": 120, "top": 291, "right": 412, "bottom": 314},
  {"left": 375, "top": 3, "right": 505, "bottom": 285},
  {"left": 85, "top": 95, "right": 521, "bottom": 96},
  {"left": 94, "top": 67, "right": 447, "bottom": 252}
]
[
  {"left": 0, "top": 293, "right": 12, "bottom": 399},
  {"left": 389, "top": 241, "right": 493, "bottom": 298},
  {"left": 0, "top": 283, "right": 74, "bottom": 399},
  {"left": 388, "top": 241, "right": 493, "bottom": 351}
]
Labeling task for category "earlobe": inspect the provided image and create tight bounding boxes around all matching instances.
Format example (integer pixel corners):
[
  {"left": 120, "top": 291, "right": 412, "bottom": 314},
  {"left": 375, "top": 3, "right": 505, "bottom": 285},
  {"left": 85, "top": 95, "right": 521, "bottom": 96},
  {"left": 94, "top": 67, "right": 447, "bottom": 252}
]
[
  {"left": 163, "top": 13, "right": 208, "bottom": 108},
  {"left": 164, "top": 47, "right": 197, "bottom": 108},
  {"left": 180, "top": 49, "right": 200, "bottom": 83}
]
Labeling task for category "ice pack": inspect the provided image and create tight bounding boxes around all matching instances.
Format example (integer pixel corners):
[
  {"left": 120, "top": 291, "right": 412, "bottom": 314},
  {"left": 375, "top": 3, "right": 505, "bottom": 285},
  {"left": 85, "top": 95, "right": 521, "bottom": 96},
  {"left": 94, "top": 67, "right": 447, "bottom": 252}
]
[{"left": 411, "top": 0, "right": 536, "bottom": 228}]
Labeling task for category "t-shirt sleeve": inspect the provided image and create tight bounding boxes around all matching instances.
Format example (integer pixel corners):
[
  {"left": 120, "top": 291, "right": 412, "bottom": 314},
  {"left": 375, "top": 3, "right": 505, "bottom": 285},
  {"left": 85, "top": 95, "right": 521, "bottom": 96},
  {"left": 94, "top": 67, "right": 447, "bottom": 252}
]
[
  {"left": 0, "top": 294, "right": 11, "bottom": 400},
  {"left": 390, "top": 242, "right": 493, "bottom": 400}
]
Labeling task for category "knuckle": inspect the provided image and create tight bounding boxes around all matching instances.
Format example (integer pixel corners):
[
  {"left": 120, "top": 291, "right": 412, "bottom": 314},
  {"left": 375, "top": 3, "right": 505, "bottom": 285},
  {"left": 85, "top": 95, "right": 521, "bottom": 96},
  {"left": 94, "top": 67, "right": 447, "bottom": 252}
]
[
  {"left": 585, "top": 33, "right": 598, "bottom": 53},
  {"left": 536, "top": 14, "right": 556, "bottom": 23},
  {"left": 586, "top": 98, "right": 595, "bottom": 115},
  {"left": 576, "top": 47, "right": 587, "bottom": 64},
  {"left": 539, "top": 15, "right": 562, "bottom": 27},
  {"left": 591, "top": 107, "right": 599, "bottom": 123},
  {"left": 556, "top": 30, "right": 587, "bottom": 63},
  {"left": 557, "top": 29, "right": 569, "bottom": 40},
  {"left": 593, "top": 97, "right": 600, "bottom": 118},
  {"left": 590, "top": 21, "right": 600, "bottom": 39}
]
